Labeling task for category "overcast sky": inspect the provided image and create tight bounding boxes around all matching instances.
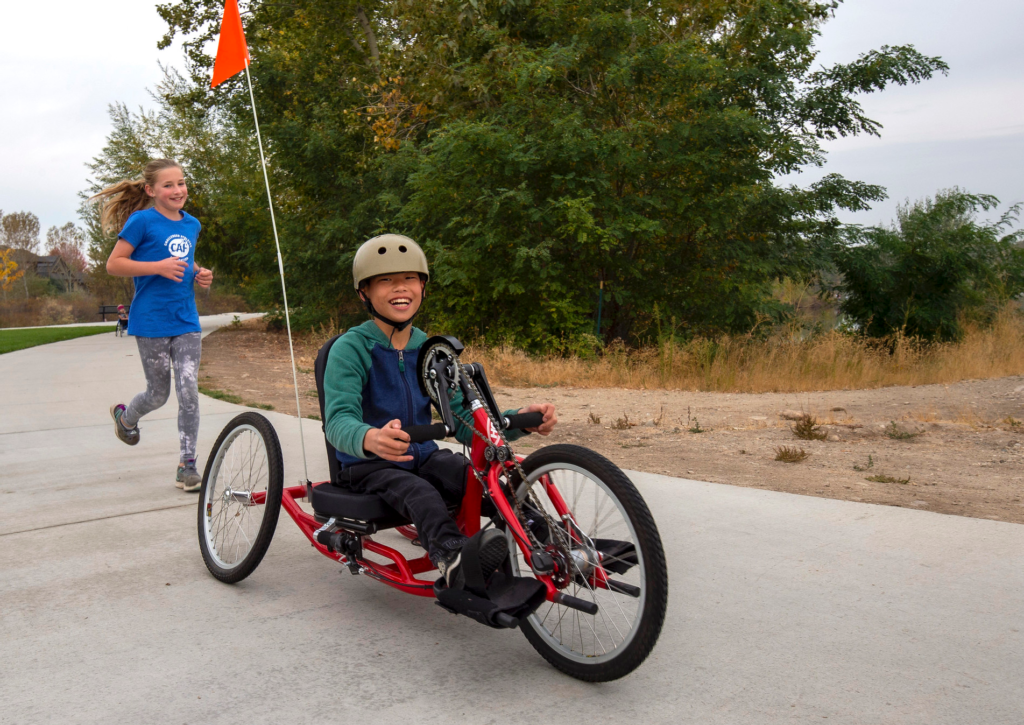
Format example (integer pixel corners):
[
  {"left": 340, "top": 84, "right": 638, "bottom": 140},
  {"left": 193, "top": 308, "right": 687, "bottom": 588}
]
[{"left": 1, "top": 0, "right": 1021, "bottom": 237}]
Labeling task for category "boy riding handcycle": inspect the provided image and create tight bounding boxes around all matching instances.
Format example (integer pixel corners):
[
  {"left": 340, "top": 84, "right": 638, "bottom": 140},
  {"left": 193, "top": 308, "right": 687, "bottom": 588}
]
[{"left": 196, "top": 235, "right": 668, "bottom": 682}]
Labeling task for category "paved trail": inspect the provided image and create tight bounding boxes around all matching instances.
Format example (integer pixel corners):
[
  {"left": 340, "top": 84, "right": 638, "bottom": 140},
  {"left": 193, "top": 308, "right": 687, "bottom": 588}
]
[{"left": 1, "top": 315, "right": 1021, "bottom": 724}]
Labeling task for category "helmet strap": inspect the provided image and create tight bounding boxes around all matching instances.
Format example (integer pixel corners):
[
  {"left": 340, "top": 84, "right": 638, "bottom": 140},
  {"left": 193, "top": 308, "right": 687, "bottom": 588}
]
[
  {"left": 362, "top": 297, "right": 417, "bottom": 333},
  {"left": 358, "top": 282, "right": 427, "bottom": 340}
]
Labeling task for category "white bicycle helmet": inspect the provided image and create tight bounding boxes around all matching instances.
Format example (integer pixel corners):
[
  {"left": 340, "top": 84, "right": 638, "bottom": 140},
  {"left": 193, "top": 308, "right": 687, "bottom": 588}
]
[
  {"left": 352, "top": 234, "right": 429, "bottom": 290},
  {"left": 352, "top": 234, "right": 430, "bottom": 332}
]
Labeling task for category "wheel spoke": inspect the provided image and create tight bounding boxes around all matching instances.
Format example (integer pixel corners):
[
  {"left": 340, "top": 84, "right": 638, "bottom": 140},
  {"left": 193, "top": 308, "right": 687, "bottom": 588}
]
[
  {"left": 231, "top": 512, "right": 253, "bottom": 550},
  {"left": 594, "top": 498, "right": 618, "bottom": 536}
]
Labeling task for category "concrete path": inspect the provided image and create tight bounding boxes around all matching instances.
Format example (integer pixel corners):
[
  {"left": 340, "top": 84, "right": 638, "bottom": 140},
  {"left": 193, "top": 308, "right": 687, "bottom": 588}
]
[
  {"left": 1, "top": 317, "right": 1021, "bottom": 724},
  {"left": 1, "top": 311, "right": 260, "bottom": 331}
]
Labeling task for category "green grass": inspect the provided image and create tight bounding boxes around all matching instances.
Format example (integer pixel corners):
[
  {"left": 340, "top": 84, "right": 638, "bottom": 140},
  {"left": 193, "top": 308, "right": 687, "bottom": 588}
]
[
  {"left": 199, "top": 385, "right": 274, "bottom": 410},
  {"left": 0, "top": 325, "right": 117, "bottom": 354},
  {"left": 199, "top": 386, "right": 243, "bottom": 404}
]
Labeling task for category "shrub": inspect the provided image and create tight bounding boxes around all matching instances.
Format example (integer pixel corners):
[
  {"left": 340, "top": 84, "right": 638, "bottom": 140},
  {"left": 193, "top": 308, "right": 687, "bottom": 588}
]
[
  {"left": 835, "top": 189, "right": 1024, "bottom": 341},
  {"left": 775, "top": 446, "right": 808, "bottom": 463},
  {"left": 793, "top": 415, "right": 828, "bottom": 440},
  {"left": 611, "top": 414, "right": 637, "bottom": 430},
  {"left": 884, "top": 422, "right": 918, "bottom": 440}
]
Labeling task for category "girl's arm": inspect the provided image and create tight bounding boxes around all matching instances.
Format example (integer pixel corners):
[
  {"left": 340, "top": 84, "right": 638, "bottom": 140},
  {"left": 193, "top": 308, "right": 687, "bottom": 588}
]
[
  {"left": 106, "top": 240, "right": 188, "bottom": 281},
  {"left": 194, "top": 263, "right": 214, "bottom": 289}
]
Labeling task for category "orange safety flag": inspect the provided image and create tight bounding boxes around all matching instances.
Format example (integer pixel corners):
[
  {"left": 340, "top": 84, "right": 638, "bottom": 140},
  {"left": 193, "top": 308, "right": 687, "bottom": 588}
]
[{"left": 210, "top": 0, "right": 250, "bottom": 88}]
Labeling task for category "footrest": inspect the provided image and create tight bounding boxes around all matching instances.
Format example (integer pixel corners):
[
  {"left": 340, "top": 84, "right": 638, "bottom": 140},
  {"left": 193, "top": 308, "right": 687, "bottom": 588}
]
[{"left": 434, "top": 574, "right": 547, "bottom": 630}]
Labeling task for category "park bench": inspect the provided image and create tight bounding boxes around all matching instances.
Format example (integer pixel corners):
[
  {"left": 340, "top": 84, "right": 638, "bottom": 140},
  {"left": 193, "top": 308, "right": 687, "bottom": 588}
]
[{"left": 98, "top": 304, "right": 130, "bottom": 321}]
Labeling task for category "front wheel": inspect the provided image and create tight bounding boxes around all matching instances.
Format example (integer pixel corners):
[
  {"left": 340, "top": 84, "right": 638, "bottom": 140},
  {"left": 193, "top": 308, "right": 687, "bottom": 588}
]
[
  {"left": 507, "top": 444, "right": 668, "bottom": 682},
  {"left": 197, "top": 412, "right": 283, "bottom": 583}
]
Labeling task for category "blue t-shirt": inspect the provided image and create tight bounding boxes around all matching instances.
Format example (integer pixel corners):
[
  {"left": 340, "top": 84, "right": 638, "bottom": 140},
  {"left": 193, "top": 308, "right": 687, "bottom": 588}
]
[{"left": 118, "top": 208, "right": 203, "bottom": 338}]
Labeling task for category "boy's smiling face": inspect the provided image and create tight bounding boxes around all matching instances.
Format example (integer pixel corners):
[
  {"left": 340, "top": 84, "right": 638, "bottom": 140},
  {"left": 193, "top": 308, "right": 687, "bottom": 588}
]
[{"left": 362, "top": 271, "right": 425, "bottom": 325}]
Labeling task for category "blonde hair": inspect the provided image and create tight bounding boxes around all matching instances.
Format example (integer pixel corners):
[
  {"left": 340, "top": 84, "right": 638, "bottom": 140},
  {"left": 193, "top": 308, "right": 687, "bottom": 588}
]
[{"left": 89, "top": 159, "right": 183, "bottom": 234}]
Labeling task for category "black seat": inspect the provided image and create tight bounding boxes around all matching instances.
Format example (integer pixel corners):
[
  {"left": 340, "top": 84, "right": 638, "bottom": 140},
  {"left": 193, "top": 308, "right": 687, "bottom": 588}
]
[
  {"left": 310, "top": 334, "right": 407, "bottom": 526},
  {"left": 308, "top": 483, "right": 407, "bottom": 526}
]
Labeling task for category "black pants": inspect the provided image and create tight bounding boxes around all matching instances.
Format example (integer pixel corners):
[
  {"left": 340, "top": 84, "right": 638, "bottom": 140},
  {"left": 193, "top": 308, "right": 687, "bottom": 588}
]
[{"left": 340, "top": 449, "right": 468, "bottom": 562}]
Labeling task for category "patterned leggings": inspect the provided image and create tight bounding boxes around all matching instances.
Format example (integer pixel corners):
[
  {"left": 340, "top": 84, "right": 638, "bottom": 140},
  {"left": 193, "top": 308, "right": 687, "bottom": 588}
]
[{"left": 123, "top": 332, "right": 202, "bottom": 463}]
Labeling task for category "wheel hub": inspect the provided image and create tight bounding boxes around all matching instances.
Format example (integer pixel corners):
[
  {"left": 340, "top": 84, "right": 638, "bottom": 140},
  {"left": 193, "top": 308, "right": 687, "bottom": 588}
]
[
  {"left": 570, "top": 546, "right": 600, "bottom": 578},
  {"left": 222, "top": 489, "right": 253, "bottom": 505}
]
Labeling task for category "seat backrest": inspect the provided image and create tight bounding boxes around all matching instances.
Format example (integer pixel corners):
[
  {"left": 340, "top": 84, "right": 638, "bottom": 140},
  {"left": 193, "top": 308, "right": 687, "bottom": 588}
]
[{"left": 314, "top": 333, "right": 344, "bottom": 485}]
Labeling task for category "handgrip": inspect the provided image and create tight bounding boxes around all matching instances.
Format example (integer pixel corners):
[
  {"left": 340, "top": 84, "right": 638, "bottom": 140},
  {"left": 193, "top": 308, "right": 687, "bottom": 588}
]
[
  {"left": 404, "top": 423, "right": 448, "bottom": 443},
  {"left": 503, "top": 411, "right": 545, "bottom": 431}
]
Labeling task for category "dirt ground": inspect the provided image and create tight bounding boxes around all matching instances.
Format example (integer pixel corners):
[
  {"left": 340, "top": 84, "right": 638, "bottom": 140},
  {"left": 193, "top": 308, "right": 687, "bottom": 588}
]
[{"left": 200, "top": 320, "right": 1024, "bottom": 524}]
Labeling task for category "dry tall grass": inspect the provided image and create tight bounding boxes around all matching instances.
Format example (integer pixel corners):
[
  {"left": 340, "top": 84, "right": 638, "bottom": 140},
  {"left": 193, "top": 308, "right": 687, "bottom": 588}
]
[
  {"left": 0, "top": 292, "right": 99, "bottom": 327},
  {"left": 0, "top": 288, "right": 249, "bottom": 328},
  {"left": 464, "top": 310, "right": 1024, "bottom": 393}
]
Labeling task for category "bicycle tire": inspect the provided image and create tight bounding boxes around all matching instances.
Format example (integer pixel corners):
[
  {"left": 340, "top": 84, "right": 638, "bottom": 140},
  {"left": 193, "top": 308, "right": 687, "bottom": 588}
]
[
  {"left": 197, "top": 412, "right": 283, "bottom": 583},
  {"left": 507, "top": 444, "right": 668, "bottom": 682}
]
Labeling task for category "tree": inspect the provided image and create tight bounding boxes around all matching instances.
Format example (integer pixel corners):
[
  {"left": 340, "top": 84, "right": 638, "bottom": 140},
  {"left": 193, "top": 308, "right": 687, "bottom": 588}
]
[
  {"left": 834, "top": 189, "right": 1024, "bottom": 341},
  {"left": 0, "top": 210, "right": 39, "bottom": 296},
  {"left": 145, "top": 0, "right": 948, "bottom": 348},
  {"left": 0, "top": 248, "right": 24, "bottom": 302},
  {"left": 1, "top": 211, "right": 41, "bottom": 253},
  {"left": 46, "top": 223, "right": 89, "bottom": 273},
  {"left": 79, "top": 102, "right": 163, "bottom": 303}
]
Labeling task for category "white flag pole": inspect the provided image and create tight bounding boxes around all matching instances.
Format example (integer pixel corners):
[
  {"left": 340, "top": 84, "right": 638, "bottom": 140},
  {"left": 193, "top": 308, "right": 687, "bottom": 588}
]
[{"left": 243, "top": 59, "right": 310, "bottom": 483}]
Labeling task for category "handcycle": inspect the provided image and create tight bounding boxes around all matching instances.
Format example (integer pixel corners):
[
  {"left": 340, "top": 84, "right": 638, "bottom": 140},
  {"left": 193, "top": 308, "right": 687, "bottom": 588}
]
[{"left": 196, "top": 335, "right": 668, "bottom": 682}]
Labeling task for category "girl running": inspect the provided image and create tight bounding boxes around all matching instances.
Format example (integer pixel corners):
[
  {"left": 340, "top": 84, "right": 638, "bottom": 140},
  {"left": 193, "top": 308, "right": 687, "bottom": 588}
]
[{"left": 92, "top": 159, "right": 214, "bottom": 492}]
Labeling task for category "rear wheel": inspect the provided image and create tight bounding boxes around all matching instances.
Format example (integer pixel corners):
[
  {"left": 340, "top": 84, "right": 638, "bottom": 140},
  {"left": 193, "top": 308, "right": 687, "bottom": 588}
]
[
  {"left": 197, "top": 412, "right": 283, "bottom": 583},
  {"left": 507, "top": 444, "right": 667, "bottom": 682}
]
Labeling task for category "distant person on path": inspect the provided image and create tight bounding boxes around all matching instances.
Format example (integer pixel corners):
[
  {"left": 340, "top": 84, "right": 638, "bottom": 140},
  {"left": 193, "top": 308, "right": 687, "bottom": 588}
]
[
  {"left": 115, "top": 304, "right": 129, "bottom": 335},
  {"left": 91, "top": 159, "right": 214, "bottom": 492}
]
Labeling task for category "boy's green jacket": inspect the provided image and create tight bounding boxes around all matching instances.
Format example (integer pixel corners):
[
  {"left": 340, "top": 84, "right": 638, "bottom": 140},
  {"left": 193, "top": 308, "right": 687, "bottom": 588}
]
[{"left": 323, "top": 321, "right": 523, "bottom": 470}]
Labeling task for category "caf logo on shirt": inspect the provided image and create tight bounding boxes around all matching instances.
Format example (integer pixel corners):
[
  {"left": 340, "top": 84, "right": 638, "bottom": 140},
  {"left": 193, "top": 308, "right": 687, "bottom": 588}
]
[{"left": 165, "top": 235, "right": 192, "bottom": 259}]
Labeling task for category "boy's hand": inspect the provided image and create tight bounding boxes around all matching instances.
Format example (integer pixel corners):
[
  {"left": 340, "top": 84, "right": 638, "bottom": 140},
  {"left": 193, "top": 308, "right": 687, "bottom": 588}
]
[
  {"left": 363, "top": 419, "right": 414, "bottom": 462},
  {"left": 155, "top": 256, "right": 189, "bottom": 282},
  {"left": 195, "top": 266, "right": 214, "bottom": 288},
  {"left": 518, "top": 403, "right": 557, "bottom": 435}
]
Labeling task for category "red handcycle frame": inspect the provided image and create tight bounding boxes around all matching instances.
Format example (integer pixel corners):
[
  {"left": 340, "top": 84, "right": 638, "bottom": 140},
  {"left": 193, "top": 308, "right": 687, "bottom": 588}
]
[{"left": 260, "top": 406, "right": 611, "bottom": 601}]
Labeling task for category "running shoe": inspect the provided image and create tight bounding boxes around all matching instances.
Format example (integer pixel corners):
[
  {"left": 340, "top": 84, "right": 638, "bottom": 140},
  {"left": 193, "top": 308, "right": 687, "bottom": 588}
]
[
  {"left": 176, "top": 460, "right": 202, "bottom": 492},
  {"left": 109, "top": 404, "right": 140, "bottom": 446}
]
